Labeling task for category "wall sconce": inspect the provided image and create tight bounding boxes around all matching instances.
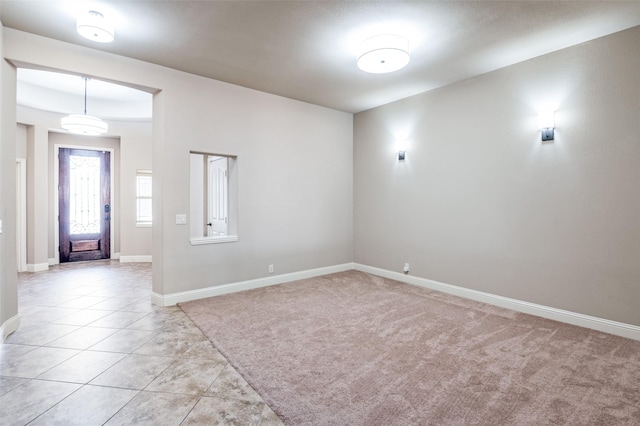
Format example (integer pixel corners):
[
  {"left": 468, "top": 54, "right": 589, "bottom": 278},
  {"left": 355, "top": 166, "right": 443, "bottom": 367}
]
[
  {"left": 395, "top": 138, "right": 406, "bottom": 161},
  {"left": 538, "top": 110, "right": 555, "bottom": 142}
]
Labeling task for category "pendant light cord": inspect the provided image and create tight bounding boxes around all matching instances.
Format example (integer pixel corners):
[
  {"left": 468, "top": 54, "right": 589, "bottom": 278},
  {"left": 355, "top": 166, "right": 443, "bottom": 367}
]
[{"left": 83, "top": 77, "right": 88, "bottom": 115}]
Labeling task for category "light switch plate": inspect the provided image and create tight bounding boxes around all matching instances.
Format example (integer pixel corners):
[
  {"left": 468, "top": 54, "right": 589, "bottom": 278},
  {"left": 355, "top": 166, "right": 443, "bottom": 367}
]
[{"left": 176, "top": 214, "right": 187, "bottom": 225}]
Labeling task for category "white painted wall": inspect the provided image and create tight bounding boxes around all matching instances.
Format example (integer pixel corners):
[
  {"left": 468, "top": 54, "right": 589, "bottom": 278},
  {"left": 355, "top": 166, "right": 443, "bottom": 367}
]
[{"left": 354, "top": 27, "right": 640, "bottom": 326}]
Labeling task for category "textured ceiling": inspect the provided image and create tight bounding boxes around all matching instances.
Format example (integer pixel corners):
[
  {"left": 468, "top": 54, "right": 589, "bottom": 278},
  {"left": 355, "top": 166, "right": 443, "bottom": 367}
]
[{"left": 1, "top": 1, "right": 640, "bottom": 113}]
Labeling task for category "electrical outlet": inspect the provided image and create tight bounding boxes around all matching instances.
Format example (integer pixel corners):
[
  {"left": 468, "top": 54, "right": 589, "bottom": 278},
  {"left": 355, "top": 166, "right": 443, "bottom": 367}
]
[
  {"left": 403, "top": 263, "right": 410, "bottom": 273},
  {"left": 268, "top": 264, "right": 274, "bottom": 274}
]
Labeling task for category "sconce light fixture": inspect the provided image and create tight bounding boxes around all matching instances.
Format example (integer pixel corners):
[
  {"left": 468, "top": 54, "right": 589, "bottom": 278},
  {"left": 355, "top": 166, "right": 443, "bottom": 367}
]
[
  {"left": 395, "top": 138, "right": 407, "bottom": 161},
  {"left": 538, "top": 110, "right": 555, "bottom": 141}
]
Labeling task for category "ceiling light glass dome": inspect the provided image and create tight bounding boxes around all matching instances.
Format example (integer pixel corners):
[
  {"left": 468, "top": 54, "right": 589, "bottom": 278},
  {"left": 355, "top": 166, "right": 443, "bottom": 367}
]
[
  {"left": 77, "top": 10, "right": 114, "bottom": 43},
  {"left": 357, "top": 34, "right": 410, "bottom": 74}
]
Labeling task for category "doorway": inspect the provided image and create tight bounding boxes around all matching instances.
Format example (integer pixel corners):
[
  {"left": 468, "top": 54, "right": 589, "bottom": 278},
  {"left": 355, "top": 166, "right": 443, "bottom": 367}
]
[
  {"left": 16, "top": 159, "right": 27, "bottom": 272},
  {"left": 58, "top": 148, "right": 111, "bottom": 262},
  {"left": 207, "top": 156, "right": 228, "bottom": 236}
]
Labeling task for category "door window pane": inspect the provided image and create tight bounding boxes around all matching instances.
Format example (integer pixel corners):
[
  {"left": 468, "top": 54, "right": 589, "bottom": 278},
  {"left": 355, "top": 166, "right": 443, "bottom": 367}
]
[{"left": 69, "top": 155, "right": 101, "bottom": 235}]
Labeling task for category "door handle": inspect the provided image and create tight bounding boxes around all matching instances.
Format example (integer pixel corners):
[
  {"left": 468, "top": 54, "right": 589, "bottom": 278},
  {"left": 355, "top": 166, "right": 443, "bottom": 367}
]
[{"left": 207, "top": 223, "right": 212, "bottom": 226}]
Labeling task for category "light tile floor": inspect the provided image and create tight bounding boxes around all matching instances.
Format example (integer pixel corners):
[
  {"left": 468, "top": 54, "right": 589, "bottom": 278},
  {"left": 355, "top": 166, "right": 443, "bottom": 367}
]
[{"left": 1, "top": 260, "right": 284, "bottom": 426}]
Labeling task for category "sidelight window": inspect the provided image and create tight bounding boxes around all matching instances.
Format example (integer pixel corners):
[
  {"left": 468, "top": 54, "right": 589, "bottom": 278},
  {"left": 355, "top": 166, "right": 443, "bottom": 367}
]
[{"left": 136, "top": 170, "right": 152, "bottom": 226}]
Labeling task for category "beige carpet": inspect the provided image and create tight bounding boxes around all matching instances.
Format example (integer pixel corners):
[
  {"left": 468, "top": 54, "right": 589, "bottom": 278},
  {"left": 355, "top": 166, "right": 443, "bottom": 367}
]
[{"left": 179, "top": 271, "right": 640, "bottom": 425}]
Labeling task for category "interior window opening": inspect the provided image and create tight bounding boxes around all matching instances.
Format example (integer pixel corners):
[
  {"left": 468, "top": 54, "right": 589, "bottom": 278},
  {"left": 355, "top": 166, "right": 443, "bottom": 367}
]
[{"left": 189, "top": 152, "right": 238, "bottom": 244}]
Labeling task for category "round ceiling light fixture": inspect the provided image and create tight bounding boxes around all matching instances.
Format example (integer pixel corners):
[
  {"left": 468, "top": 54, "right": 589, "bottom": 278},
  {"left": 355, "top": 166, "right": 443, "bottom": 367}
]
[
  {"left": 77, "top": 10, "right": 114, "bottom": 43},
  {"left": 357, "top": 34, "right": 410, "bottom": 74},
  {"left": 61, "top": 114, "right": 109, "bottom": 136}
]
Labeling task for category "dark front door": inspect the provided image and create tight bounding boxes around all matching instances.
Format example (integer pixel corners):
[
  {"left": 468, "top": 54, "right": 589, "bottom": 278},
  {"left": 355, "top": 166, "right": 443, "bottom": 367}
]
[{"left": 59, "top": 148, "right": 111, "bottom": 262}]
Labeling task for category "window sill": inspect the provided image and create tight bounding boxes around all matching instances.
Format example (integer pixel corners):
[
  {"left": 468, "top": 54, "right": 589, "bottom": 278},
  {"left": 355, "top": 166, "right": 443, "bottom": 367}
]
[
  {"left": 190, "top": 235, "right": 239, "bottom": 245},
  {"left": 136, "top": 223, "right": 152, "bottom": 228}
]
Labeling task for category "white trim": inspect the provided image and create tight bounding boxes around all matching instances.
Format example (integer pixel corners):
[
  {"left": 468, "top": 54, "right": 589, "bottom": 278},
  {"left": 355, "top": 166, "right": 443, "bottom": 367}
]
[
  {"left": 153, "top": 263, "right": 354, "bottom": 306},
  {"left": 1, "top": 315, "right": 21, "bottom": 341},
  {"left": 16, "top": 158, "right": 27, "bottom": 272},
  {"left": 120, "top": 255, "right": 152, "bottom": 263},
  {"left": 54, "top": 144, "right": 115, "bottom": 264},
  {"left": 150, "top": 261, "right": 640, "bottom": 341},
  {"left": 151, "top": 292, "right": 164, "bottom": 307},
  {"left": 48, "top": 253, "right": 120, "bottom": 265},
  {"left": 354, "top": 264, "right": 640, "bottom": 342},
  {"left": 27, "top": 263, "right": 49, "bottom": 272},
  {"left": 190, "top": 235, "right": 239, "bottom": 245}
]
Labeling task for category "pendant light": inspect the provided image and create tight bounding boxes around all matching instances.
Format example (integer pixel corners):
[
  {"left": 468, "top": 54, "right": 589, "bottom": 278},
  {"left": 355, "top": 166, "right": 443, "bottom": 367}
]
[{"left": 61, "top": 77, "right": 108, "bottom": 135}]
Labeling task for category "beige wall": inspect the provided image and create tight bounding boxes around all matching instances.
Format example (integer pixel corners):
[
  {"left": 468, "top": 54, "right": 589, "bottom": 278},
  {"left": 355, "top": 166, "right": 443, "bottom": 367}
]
[
  {"left": 354, "top": 27, "right": 640, "bottom": 326},
  {"left": 7, "top": 21, "right": 635, "bottom": 337},
  {"left": 189, "top": 153, "right": 204, "bottom": 238},
  {"left": 15, "top": 106, "right": 152, "bottom": 265},
  {"left": 119, "top": 121, "right": 153, "bottom": 257},
  {"left": 15, "top": 123, "right": 26, "bottom": 158},
  {"left": 1, "top": 20, "right": 19, "bottom": 334},
  {"left": 152, "top": 65, "right": 353, "bottom": 295},
  {"left": 3, "top": 29, "right": 353, "bottom": 302}
]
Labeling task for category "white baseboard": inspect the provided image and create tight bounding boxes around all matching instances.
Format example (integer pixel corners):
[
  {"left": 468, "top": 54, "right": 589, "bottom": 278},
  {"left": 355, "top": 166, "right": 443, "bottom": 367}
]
[
  {"left": 1, "top": 315, "right": 21, "bottom": 341},
  {"left": 354, "top": 263, "right": 640, "bottom": 342},
  {"left": 26, "top": 263, "right": 49, "bottom": 272},
  {"left": 151, "top": 292, "right": 164, "bottom": 307},
  {"left": 150, "top": 260, "right": 639, "bottom": 341},
  {"left": 152, "top": 263, "right": 355, "bottom": 307},
  {"left": 120, "top": 255, "right": 152, "bottom": 263},
  {"left": 48, "top": 254, "right": 125, "bottom": 264}
]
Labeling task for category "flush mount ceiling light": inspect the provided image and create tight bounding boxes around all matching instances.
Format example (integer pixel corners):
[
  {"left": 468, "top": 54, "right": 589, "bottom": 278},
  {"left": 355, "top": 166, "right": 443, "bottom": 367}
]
[
  {"left": 77, "top": 10, "right": 114, "bottom": 43},
  {"left": 357, "top": 34, "right": 411, "bottom": 74},
  {"left": 61, "top": 77, "right": 108, "bottom": 136}
]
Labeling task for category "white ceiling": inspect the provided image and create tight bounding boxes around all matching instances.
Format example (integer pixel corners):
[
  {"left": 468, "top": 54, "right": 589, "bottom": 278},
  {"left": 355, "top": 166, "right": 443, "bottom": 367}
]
[{"left": 1, "top": 1, "right": 640, "bottom": 115}]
